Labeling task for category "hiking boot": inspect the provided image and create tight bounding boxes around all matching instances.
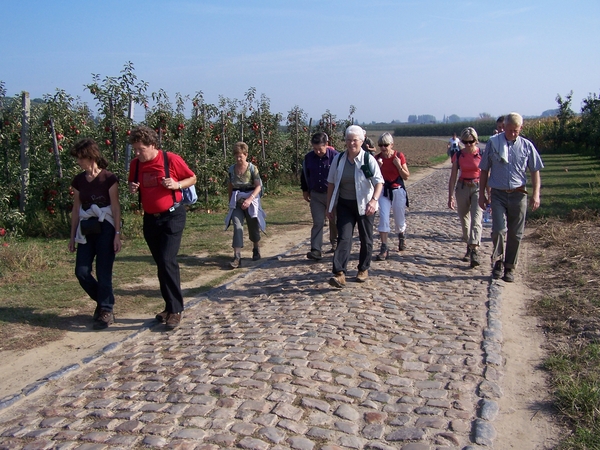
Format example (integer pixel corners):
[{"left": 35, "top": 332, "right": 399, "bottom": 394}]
[
  {"left": 252, "top": 248, "right": 261, "bottom": 261},
  {"left": 306, "top": 249, "right": 323, "bottom": 260},
  {"left": 155, "top": 310, "right": 168, "bottom": 323},
  {"left": 503, "top": 268, "right": 515, "bottom": 283},
  {"left": 229, "top": 256, "right": 241, "bottom": 269},
  {"left": 492, "top": 260, "right": 503, "bottom": 279},
  {"left": 328, "top": 272, "right": 346, "bottom": 288},
  {"left": 165, "top": 312, "right": 182, "bottom": 330},
  {"left": 356, "top": 270, "right": 369, "bottom": 282},
  {"left": 462, "top": 246, "right": 472, "bottom": 262},
  {"left": 398, "top": 232, "right": 406, "bottom": 251},
  {"left": 470, "top": 248, "right": 481, "bottom": 268},
  {"left": 93, "top": 310, "right": 114, "bottom": 330},
  {"left": 375, "top": 244, "right": 388, "bottom": 261}
]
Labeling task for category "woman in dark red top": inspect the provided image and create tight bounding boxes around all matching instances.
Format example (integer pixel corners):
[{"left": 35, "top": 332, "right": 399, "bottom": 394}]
[
  {"left": 448, "top": 127, "right": 484, "bottom": 267},
  {"left": 375, "top": 132, "right": 410, "bottom": 260},
  {"left": 69, "top": 138, "right": 122, "bottom": 329}
]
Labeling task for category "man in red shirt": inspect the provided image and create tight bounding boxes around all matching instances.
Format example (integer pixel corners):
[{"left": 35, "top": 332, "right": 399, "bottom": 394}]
[{"left": 128, "top": 126, "right": 196, "bottom": 330}]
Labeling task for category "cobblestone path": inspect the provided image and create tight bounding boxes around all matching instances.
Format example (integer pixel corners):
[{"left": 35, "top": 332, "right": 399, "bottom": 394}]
[{"left": 0, "top": 166, "right": 502, "bottom": 449}]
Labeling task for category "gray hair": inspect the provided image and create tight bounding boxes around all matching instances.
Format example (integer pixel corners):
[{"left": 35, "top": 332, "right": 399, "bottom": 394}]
[
  {"left": 377, "top": 132, "right": 394, "bottom": 146},
  {"left": 345, "top": 125, "right": 365, "bottom": 141},
  {"left": 505, "top": 112, "right": 523, "bottom": 127}
]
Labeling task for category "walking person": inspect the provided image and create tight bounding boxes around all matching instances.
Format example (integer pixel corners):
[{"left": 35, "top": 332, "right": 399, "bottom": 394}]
[
  {"left": 69, "top": 138, "right": 122, "bottom": 330},
  {"left": 448, "top": 127, "right": 483, "bottom": 267},
  {"left": 127, "top": 126, "right": 197, "bottom": 330},
  {"left": 225, "top": 142, "right": 265, "bottom": 269},
  {"left": 301, "top": 132, "right": 339, "bottom": 260},
  {"left": 479, "top": 112, "right": 543, "bottom": 282},
  {"left": 374, "top": 132, "right": 410, "bottom": 260},
  {"left": 326, "top": 125, "right": 384, "bottom": 287},
  {"left": 447, "top": 132, "right": 461, "bottom": 158}
]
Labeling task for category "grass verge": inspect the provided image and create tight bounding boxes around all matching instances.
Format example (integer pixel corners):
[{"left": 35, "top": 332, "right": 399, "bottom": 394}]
[{"left": 526, "top": 153, "right": 600, "bottom": 448}]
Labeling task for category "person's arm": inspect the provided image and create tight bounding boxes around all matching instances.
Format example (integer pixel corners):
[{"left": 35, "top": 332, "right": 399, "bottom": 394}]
[
  {"left": 366, "top": 182, "right": 383, "bottom": 216},
  {"left": 393, "top": 154, "right": 410, "bottom": 180},
  {"left": 530, "top": 170, "right": 541, "bottom": 211},
  {"left": 108, "top": 183, "right": 122, "bottom": 253},
  {"left": 478, "top": 169, "right": 489, "bottom": 210},
  {"left": 448, "top": 159, "right": 459, "bottom": 210},
  {"left": 242, "top": 178, "right": 262, "bottom": 210},
  {"left": 326, "top": 182, "right": 335, "bottom": 220},
  {"left": 68, "top": 189, "right": 81, "bottom": 253}
]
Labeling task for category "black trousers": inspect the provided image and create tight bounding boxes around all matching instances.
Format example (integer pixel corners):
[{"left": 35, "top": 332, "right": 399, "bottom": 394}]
[
  {"left": 332, "top": 197, "right": 374, "bottom": 274},
  {"left": 143, "top": 205, "right": 186, "bottom": 313}
]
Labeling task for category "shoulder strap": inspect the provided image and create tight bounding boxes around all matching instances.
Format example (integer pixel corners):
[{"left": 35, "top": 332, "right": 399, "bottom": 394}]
[{"left": 163, "top": 150, "right": 177, "bottom": 206}]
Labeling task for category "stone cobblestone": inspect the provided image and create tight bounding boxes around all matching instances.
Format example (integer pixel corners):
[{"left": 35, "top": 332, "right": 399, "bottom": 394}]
[{"left": 0, "top": 166, "right": 504, "bottom": 449}]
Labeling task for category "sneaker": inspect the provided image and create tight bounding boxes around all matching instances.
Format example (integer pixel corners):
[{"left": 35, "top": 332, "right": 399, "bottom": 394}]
[
  {"left": 462, "top": 246, "right": 472, "bottom": 262},
  {"left": 155, "top": 310, "right": 168, "bottom": 323},
  {"left": 375, "top": 244, "right": 388, "bottom": 261},
  {"left": 328, "top": 272, "right": 346, "bottom": 288},
  {"left": 93, "top": 310, "right": 114, "bottom": 330},
  {"left": 165, "top": 312, "right": 182, "bottom": 330},
  {"left": 252, "top": 248, "right": 261, "bottom": 261},
  {"left": 398, "top": 232, "right": 406, "bottom": 251},
  {"left": 470, "top": 249, "right": 481, "bottom": 268},
  {"left": 306, "top": 249, "right": 323, "bottom": 260},
  {"left": 492, "top": 260, "right": 503, "bottom": 279},
  {"left": 356, "top": 270, "right": 369, "bottom": 283},
  {"left": 503, "top": 268, "right": 515, "bottom": 283},
  {"left": 229, "top": 256, "right": 241, "bottom": 269}
]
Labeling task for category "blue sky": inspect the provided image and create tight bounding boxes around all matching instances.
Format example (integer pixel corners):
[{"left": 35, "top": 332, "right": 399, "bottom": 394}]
[{"left": 2, "top": 0, "right": 599, "bottom": 124}]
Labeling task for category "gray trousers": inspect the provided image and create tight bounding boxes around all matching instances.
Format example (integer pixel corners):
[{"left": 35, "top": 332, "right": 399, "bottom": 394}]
[
  {"left": 490, "top": 188, "right": 527, "bottom": 269},
  {"left": 309, "top": 191, "right": 337, "bottom": 252},
  {"left": 455, "top": 182, "right": 482, "bottom": 246},
  {"left": 231, "top": 204, "right": 260, "bottom": 249}
]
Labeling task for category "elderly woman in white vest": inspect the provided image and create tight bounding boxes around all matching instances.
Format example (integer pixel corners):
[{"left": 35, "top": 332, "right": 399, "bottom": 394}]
[{"left": 326, "top": 125, "right": 384, "bottom": 288}]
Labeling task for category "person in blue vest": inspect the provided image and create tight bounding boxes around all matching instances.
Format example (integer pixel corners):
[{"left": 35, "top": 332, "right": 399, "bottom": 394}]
[
  {"left": 326, "top": 125, "right": 384, "bottom": 287},
  {"left": 301, "top": 132, "right": 339, "bottom": 260}
]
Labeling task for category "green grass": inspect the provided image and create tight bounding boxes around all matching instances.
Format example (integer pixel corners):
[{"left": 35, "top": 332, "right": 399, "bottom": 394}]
[{"left": 529, "top": 154, "right": 600, "bottom": 219}]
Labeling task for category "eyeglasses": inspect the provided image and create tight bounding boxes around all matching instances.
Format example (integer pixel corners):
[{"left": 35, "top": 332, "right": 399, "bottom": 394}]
[
  {"left": 462, "top": 140, "right": 475, "bottom": 145},
  {"left": 378, "top": 144, "right": 390, "bottom": 147}
]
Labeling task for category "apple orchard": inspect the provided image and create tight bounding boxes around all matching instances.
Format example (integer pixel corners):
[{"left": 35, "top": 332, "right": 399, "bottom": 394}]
[{"left": 0, "top": 63, "right": 354, "bottom": 238}]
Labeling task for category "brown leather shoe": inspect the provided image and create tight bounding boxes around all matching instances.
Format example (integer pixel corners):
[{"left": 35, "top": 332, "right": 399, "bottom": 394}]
[
  {"left": 165, "top": 312, "right": 182, "bottom": 330},
  {"left": 93, "top": 310, "right": 114, "bottom": 330},
  {"left": 328, "top": 272, "right": 346, "bottom": 288},
  {"left": 356, "top": 270, "right": 368, "bottom": 282},
  {"left": 155, "top": 310, "right": 168, "bottom": 323}
]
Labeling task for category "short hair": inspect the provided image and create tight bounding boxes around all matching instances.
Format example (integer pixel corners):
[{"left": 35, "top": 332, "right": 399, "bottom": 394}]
[
  {"left": 377, "top": 132, "right": 394, "bottom": 147},
  {"left": 233, "top": 141, "right": 248, "bottom": 155},
  {"left": 496, "top": 115, "right": 505, "bottom": 124},
  {"left": 345, "top": 125, "right": 365, "bottom": 141},
  {"left": 460, "top": 127, "right": 479, "bottom": 143},
  {"left": 311, "top": 132, "right": 329, "bottom": 145},
  {"left": 129, "top": 126, "right": 159, "bottom": 147},
  {"left": 505, "top": 112, "right": 523, "bottom": 127},
  {"left": 70, "top": 138, "right": 108, "bottom": 169}
]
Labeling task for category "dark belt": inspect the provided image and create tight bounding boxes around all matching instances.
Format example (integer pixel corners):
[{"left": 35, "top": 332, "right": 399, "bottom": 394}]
[
  {"left": 496, "top": 186, "right": 527, "bottom": 194},
  {"left": 149, "top": 202, "right": 181, "bottom": 218},
  {"left": 459, "top": 178, "right": 479, "bottom": 186}
]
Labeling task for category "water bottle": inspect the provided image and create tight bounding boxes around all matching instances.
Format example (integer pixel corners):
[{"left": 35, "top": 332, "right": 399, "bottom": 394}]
[{"left": 483, "top": 204, "right": 491, "bottom": 223}]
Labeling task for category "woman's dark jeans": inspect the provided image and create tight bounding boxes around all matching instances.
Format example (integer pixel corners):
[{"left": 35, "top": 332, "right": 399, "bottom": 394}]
[{"left": 75, "top": 220, "right": 116, "bottom": 311}]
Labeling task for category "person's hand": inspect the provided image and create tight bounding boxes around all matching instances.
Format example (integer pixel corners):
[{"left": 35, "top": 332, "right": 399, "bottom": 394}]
[
  {"left": 303, "top": 191, "right": 310, "bottom": 202},
  {"left": 448, "top": 197, "right": 455, "bottom": 210},
  {"left": 128, "top": 181, "right": 140, "bottom": 194},
  {"left": 241, "top": 196, "right": 253, "bottom": 210},
  {"left": 68, "top": 238, "right": 76, "bottom": 253},
  {"left": 530, "top": 195, "right": 540, "bottom": 211},
  {"left": 366, "top": 198, "right": 377, "bottom": 216},
  {"left": 478, "top": 194, "right": 488, "bottom": 210},
  {"left": 393, "top": 156, "right": 401, "bottom": 169},
  {"left": 162, "top": 177, "right": 178, "bottom": 190},
  {"left": 326, "top": 210, "right": 334, "bottom": 221},
  {"left": 114, "top": 234, "right": 122, "bottom": 253}
]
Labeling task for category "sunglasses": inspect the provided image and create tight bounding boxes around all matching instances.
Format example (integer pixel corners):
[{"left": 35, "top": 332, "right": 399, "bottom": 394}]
[
  {"left": 378, "top": 144, "right": 390, "bottom": 147},
  {"left": 462, "top": 140, "right": 475, "bottom": 144}
]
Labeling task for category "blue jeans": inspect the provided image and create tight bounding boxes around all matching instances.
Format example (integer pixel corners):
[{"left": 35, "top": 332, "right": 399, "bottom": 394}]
[
  {"left": 75, "top": 220, "right": 116, "bottom": 311},
  {"left": 143, "top": 205, "right": 186, "bottom": 314},
  {"left": 333, "top": 197, "right": 374, "bottom": 274}
]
